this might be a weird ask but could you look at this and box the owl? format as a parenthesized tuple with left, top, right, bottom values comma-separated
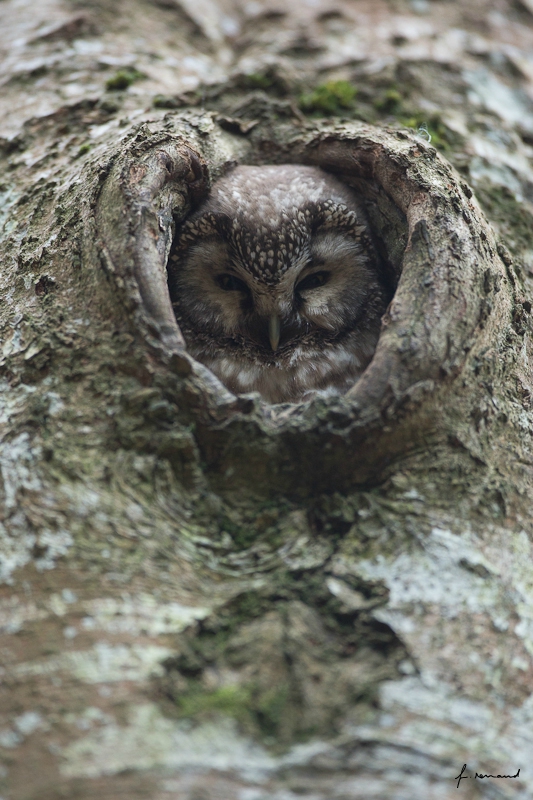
(168, 164, 387, 404)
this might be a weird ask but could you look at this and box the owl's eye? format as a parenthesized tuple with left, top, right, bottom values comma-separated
(296, 271, 331, 293)
(216, 274, 249, 292)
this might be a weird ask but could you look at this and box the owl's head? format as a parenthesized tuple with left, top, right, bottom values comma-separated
(170, 165, 384, 360)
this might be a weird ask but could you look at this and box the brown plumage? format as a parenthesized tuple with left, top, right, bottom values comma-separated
(168, 164, 387, 404)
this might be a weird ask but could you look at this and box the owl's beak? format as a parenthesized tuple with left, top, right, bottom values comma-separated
(269, 313, 281, 351)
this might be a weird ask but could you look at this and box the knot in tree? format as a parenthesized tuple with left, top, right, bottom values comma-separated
(96, 115, 519, 499)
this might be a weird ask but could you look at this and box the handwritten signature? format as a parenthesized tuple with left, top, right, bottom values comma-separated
(455, 764, 521, 789)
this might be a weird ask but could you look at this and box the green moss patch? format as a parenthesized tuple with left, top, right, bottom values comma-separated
(172, 680, 293, 743)
(299, 80, 357, 115)
(176, 684, 253, 721)
(397, 112, 451, 150)
(242, 73, 277, 91)
(76, 142, 91, 157)
(373, 87, 404, 115)
(105, 68, 144, 91)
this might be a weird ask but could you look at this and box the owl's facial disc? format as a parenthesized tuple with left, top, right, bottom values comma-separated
(169, 164, 388, 401)
(173, 203, 379, 359)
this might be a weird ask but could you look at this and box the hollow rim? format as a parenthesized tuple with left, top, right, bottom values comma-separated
(96, 116, 511, 444)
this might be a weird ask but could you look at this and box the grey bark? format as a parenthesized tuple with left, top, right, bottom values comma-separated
(1, 1, 533, 798)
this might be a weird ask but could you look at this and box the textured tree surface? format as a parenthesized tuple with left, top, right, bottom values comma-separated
(2, 1, 533, 798)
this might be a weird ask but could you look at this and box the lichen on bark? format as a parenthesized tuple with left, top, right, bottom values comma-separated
(2, 1, 533, 798)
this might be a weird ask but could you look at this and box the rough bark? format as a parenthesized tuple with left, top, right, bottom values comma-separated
(1, 1, 533, 798)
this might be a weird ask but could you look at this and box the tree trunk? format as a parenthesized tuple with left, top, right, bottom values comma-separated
(1, 1, 533, 798)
